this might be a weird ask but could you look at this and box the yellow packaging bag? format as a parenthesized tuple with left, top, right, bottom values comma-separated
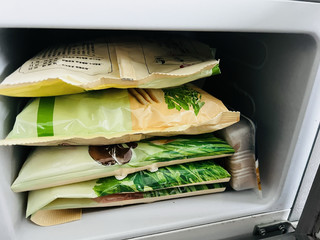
(1, 84, 240, 146)
(0, 38, 220, 97)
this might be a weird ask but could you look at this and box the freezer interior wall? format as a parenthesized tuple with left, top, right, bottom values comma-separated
(0, 29, 317, 240)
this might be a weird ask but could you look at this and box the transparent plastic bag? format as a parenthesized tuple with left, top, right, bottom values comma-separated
(217, 115, 261, 192)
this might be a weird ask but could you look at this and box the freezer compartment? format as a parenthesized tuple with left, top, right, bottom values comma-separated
(0, 29, 318, 240)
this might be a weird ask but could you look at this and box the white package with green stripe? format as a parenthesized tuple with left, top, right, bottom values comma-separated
(11, 134, 235, 192)
(0, 38, 220, 97)
(1, 84, 240, 146)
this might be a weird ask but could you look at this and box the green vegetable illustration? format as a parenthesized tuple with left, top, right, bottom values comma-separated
(93, 160, 230, 197)
(143, 183, 224, 198)
(142, 134, 235, 163)
(163, 85, 205, 116)
(89, 134, 235, 168)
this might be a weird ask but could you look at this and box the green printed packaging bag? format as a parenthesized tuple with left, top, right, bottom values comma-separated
(27, 160, 230, 217)
(2, 84, 240, 146)
(27, 183, 226, 222)
(11, 134, 235, 192)
(0, 38, 220, 97)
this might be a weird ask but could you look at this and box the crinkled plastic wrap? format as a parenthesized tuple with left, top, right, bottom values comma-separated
(2, 84, 240, 146)
(217, 115, 261, 191)
(12, 134, 234, 192)
(0, 38, 220, 97)
(27, 160, 229, 217)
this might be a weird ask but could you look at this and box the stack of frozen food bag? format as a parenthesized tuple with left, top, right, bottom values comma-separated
(0, 37, 242, 225)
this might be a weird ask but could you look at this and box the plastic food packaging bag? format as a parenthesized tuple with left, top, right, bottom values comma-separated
(0, 38, 220, 97)
(217, 115, 261, 191)
(2, 84, 240, 146)
(30, 184, 225, 226)
(27, 160, 229, 217)
(11, 134, 234, 192)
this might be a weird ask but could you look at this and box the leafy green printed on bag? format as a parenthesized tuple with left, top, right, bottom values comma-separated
(89, 134, 235, 167)
(142, 134, 234, 163)
(93, 183, 225, 203)
(142, 183, 224, 198)
(93, 160, 230, 197)
(3, 84, 240, 146)
(163, 85, 205, 116)
(11, 134, 234, 193)
(28, 183, 226, 217)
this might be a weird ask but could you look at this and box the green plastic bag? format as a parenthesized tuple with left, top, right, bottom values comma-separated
(30, 184, 225, 226)
(12, 134, 234, 192)
(2, 84, 240, 146)
(27, 160, 229, 217)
